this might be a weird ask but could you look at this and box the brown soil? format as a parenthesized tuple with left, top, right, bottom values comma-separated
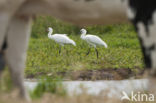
(27, 68, 145, 80)
(69, 68, 144, 80)
(0, 91, 127, 103)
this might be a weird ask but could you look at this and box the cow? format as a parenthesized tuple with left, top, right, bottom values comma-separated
(0, 0, 156, 101)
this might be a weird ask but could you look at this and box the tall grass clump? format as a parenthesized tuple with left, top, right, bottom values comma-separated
(30, 76, 66, 98)
(0, 69, 13, 92)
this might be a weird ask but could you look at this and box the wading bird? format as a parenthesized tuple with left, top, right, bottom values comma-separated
(80, 28, 108, 58)
(48, 27, 76, 54)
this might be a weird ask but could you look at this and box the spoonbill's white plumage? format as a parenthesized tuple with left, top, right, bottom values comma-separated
(80, 28, 108, 58)
(48, 27, 76, 54)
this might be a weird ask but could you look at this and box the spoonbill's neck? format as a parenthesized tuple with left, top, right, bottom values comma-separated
(81, 32, 86, 39)
(48, 29, 53, 38)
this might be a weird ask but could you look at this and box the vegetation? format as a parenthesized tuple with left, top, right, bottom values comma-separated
(25, 16, 144, 78)
(0, 16, 147, 103)
(30, 76, 66, 98)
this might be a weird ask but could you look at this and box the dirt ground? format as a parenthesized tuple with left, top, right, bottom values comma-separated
(69, 68, 144, 80)
(27, 68, 145, 80)
(0, 90, 147, 103)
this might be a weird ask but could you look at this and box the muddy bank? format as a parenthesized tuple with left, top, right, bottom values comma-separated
(70, 68, 145, 80)
(26, 68, 145, 80)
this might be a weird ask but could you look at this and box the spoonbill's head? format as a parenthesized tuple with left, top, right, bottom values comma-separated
(80, 28, 87, 34)
(47, 27, 53, 32)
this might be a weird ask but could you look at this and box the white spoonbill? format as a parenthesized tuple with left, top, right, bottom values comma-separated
(48, 27, 76, 54)
(80, 28, 108, 58)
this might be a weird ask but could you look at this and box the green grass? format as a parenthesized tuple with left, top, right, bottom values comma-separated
(30, 76, 66, 98)
(0, 16, 149, 102)
(25, 16, 144, 78)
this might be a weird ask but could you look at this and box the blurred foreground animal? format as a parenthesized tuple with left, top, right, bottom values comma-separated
(0, 0, 156, 101)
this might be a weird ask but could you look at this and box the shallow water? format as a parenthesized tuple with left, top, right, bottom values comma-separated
(24, 79, 148, 98)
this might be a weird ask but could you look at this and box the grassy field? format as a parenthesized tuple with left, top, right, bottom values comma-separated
(0, 16, 150, 103)
(25, 16, 144, 78)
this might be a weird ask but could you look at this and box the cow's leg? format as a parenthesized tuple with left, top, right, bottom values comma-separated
(0, 0, 26, 77)
(5, 15, 32, 100)
(127, 0, 156, 95)
(135, 12, 156, 75)
(135, 12, 156, 95)
(0, 13, 12, 76)
(128, 0, 156, 73)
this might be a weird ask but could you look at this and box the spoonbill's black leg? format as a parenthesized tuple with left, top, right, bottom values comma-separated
(86, 48, 90, 55)
(59, 46, 61, 55)
(95, 48, 99, 59)
(66, 47, 69, 56)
